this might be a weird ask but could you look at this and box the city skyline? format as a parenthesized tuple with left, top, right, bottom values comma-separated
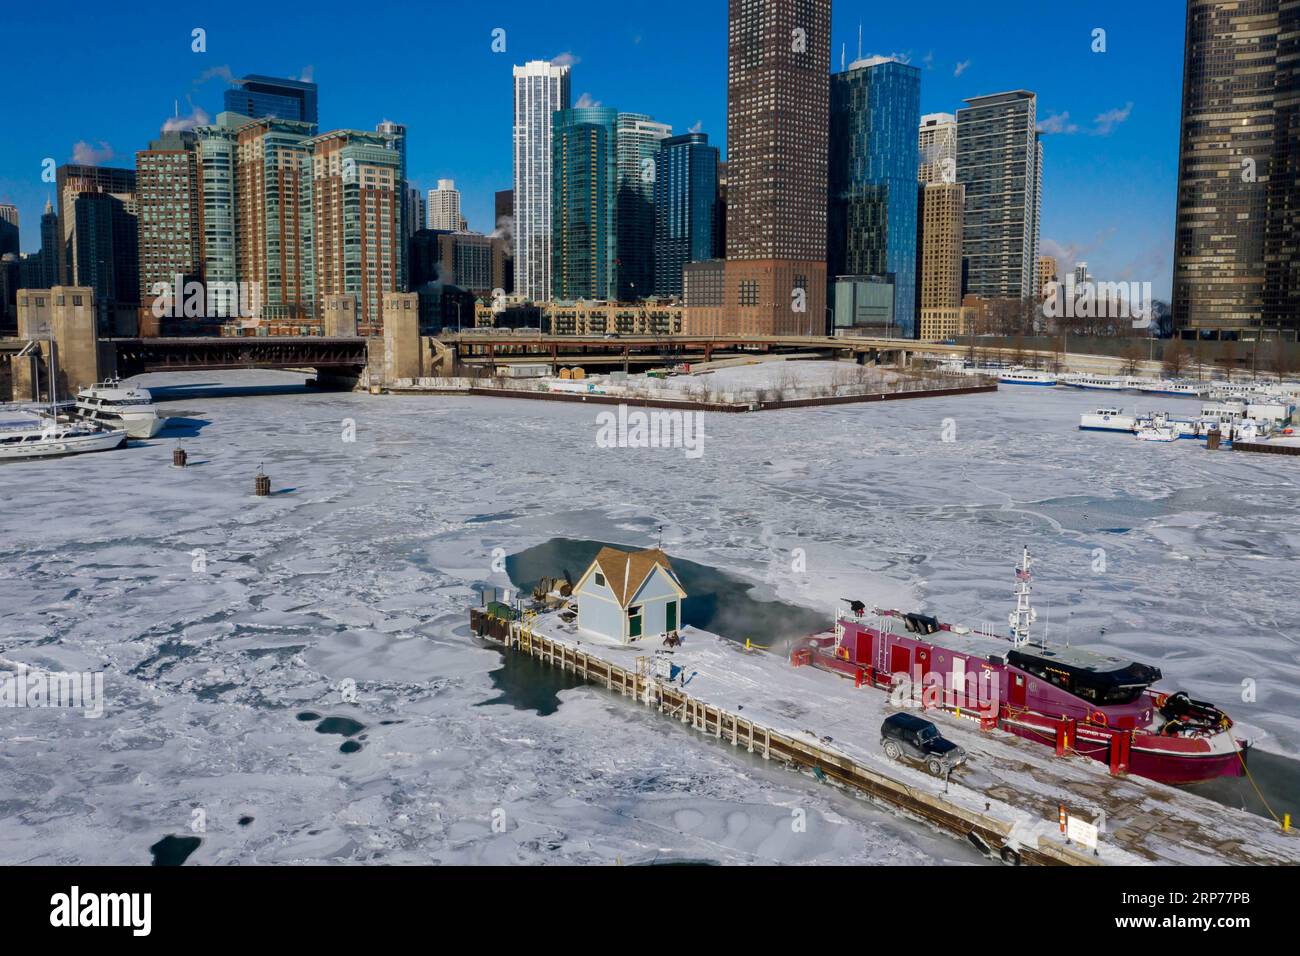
(1, 1, 1182, 298)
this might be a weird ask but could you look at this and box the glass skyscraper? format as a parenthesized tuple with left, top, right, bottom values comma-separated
(614, 113, 671, 300)
(552, 107, 618, 300)
(828, 56, 922, 336)
(653, 133, 718, 297)
(224, 75, 318, 125)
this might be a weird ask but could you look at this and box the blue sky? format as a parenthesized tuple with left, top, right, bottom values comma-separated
(0, 0, 1185, 297)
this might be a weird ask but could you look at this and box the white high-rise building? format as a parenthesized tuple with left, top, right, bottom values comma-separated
(917, 113, 957, 185)
(956, 91, 1041, 299)
(513, 60, 571, 301)
(427, 179, 464, 231)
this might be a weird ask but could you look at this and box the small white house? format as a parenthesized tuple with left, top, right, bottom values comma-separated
(573, 547, 686, 644)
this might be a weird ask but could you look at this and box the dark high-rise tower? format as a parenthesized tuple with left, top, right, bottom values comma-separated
(653, 133, 718, 297)
(224, 74, 319, 124)
(722, 0, 831, 336)
(1174, 0, 1300, 338)
(55, 164, 139, 332)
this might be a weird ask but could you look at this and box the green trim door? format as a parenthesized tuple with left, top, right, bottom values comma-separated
(629, 607, 643, 638)
(666, 601, 678, 631)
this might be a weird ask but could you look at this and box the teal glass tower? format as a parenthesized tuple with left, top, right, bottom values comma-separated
(552, 107, 618, 300)
(827, 57, 921, 336)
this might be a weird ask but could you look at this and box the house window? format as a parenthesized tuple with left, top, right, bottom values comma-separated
(628, 605, 643, 639)
(594, 572, 605, 587)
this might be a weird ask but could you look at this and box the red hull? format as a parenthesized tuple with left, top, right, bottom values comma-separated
(998, 712, 1245, 785)
(801, 650, 1245, 786)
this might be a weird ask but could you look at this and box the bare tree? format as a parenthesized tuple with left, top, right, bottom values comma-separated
(1215, 339, 1240, 383)
(1162, 338, 1189, 378)
(1121, 341, 1144, 377)
(1267, 338, 1296, 383)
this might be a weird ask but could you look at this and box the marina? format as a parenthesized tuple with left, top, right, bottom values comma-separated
(3, 370, 1299, 867)
(467, 566, 1299, 866)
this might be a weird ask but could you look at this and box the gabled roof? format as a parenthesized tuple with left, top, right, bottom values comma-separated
(581, 546, 683, 608)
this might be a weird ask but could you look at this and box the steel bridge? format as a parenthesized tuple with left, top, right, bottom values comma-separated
(109, 336, 370, 377)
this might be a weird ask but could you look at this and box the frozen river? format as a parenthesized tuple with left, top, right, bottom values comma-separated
(1, 367, 1296, 865)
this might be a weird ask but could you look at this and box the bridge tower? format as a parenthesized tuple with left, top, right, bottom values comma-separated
(323, 294, 358, 337)
(11, 287, 112, 401)
(381, 292, 421, 384)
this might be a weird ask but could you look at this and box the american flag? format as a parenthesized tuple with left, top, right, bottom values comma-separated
(1016, 567, 1031, 582)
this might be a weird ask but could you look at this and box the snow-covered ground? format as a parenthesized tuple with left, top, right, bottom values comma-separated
(1, 369, 1296, 865)
(615, 358, 917, 403)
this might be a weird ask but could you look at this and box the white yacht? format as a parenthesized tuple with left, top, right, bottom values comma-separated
(0, 410, 126, 460)
(1079, 406, 1137, 432)
(1135, 379, 1208, 397)
(74, 379, 166, 438)
(998, 367, 1057, 386)
(1060, 373, 1127, 391)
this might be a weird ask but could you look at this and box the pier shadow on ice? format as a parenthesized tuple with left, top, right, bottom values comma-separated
(481, 538, 826, 715)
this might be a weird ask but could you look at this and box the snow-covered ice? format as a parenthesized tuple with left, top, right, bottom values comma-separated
(1, 368, 1296, 865)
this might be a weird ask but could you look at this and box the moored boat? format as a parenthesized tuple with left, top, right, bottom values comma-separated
(1079, 406, 1135, 432)
(791, 549, 1245, 785)
(998, 367, 1057, 386)
(74, 379, 166, 438)
(0, 411, 127, 460)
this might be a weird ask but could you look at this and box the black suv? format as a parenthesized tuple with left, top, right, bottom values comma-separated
(880, 712, 967, 776)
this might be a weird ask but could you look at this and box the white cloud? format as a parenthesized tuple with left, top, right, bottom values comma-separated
(1038, 111, 1079, 135)
(575, 92, 602, 108)
(293, 65, 315, 83)
(71, 141, 114, 165)
(922, 51, 934, 70)
(551, 52, 580, 67)
(194, 64, 238, 87)
(953, 59, 971, 77)
(862, 51, 911, 65)
(1092, 101, 1133, 136)
(163, 100, 211, 132)
(688, 120, 704, 133)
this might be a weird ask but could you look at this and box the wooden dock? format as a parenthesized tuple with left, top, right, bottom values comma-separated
(474, 609, 1098, 865)
(469, 608, 1300, 867)
(1233, 440, 1300, 456)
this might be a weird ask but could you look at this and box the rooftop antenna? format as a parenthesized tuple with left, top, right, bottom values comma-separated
(841, 42, 845, 71)
(656, 524, 664, 549)
(858, 23, 862, 62)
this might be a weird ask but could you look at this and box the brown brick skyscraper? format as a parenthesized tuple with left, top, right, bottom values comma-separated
(723, 0, 830, 336)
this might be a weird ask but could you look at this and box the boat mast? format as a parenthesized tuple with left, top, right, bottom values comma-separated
(1008, 547, 1037, 648)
